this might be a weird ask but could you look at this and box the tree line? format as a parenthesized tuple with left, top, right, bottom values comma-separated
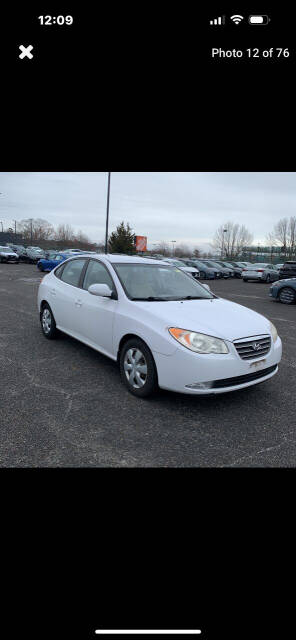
(5, 216, 296, 259)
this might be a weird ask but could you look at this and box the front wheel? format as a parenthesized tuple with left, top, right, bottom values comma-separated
(120, 338, 158, 397)
(40, 304, 58, 339)
(279, 287, 296, 305)
(243, 279, 248, 282)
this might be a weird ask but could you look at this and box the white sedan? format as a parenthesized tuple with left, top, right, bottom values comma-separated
(37, 255, 282, 397)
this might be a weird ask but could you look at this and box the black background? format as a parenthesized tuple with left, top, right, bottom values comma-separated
(1, 2, 296, 638)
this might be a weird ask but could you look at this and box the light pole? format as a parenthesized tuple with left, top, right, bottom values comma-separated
(0, 192, 6, 235)
(171, 240, 176, 256)
(105, 172, 111, 254)
(222, 229, 227, 259)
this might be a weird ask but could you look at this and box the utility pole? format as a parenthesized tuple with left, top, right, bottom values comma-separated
(105, 172, 111, 254)
(13, 220, 17, 238)
(222, 229, 227, 259)
(30, 219, 33, 245)
(0, 221, 3, 233)
(171, 240, 176, 256)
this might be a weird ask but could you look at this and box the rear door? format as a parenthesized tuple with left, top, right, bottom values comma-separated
(49, 258, 88, 331)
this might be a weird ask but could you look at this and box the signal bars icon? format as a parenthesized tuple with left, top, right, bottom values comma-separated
(210, 16, 225, 25)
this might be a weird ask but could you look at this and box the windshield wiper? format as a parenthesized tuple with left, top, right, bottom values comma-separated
(178, 296, 207, 300)
(131, 296, 167, 301)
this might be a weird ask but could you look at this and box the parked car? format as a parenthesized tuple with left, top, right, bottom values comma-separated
(162, 257, 200, 280)
(198, 260, 230, 278)
(23, 248, 46, 264)
(61, 248, 86, 254)
(269, 278, 296, 304)
(37, 253, 71, 272)
(214, 261, 241, 278)
(275, 263, 284, 271)
(242, 263, 279, 283)
(179, 259, 219, 279)
(38, 255, 282, 398)
(230, 261, 252, 270)
(44, 250, 59, 259)
(278, 261, 296, 279)
(7, 244, 27, 257)
(0, 246, 19, 263)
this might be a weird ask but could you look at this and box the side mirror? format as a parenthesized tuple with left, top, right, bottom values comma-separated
(88, 283, 112, 297)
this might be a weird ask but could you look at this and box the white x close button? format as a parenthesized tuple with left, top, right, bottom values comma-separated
(19, 45, 34, 59)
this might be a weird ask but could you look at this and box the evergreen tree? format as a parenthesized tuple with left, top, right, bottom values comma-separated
(108, 221, 136, 254)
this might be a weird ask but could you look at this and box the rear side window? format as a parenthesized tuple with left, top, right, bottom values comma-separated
(60, 259, 87, 287)
(54, 264, 64, 279)
(82, 260, 115, 292)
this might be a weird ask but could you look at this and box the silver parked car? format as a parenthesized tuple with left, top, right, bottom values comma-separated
(0, 246, 19, 263)
(162, 258, 200, 280)
(242, 263, 279, 283)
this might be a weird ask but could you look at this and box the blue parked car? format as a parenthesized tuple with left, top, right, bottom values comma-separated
(269, 278, 296, 304)
(37, 253, 70, 272)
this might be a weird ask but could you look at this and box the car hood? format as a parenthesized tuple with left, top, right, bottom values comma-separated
(133, 297, 271, 342)
(0, 251, 17, 257)
(182, 267, 198, 273)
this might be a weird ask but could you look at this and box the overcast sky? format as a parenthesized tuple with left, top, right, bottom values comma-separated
(0, 172, 295, 250)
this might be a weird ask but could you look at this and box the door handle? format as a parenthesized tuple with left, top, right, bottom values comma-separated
(75, 299, 82, 308)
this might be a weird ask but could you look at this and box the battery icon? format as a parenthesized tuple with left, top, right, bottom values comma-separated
(248, 15, 270, 25)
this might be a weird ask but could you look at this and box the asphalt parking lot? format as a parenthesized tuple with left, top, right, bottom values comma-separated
(0, 263, 295, 467)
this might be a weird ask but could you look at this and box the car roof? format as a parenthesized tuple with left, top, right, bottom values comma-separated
(66, 253, 166, 265)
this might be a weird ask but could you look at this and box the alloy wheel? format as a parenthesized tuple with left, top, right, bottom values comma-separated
(123, 348, 148, 389)
(279, 287, 295, 304)
(42, 308, 52, 334)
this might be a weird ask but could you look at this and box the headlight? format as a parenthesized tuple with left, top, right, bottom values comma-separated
(269, 322, 278, 343)
(169, 328, 229, 354)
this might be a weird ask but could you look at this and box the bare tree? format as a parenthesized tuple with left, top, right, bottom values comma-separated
(18, 218, 54, 243)
(54, 224, 75, 243)
(174, 243, 192, 258)
(212, 222, 253, 259)
(152, 242, 171, 256)
(193, 248, 201, 258)
(268, 217, 296, 258)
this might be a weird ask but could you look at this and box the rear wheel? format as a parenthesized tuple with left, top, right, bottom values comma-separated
(120, 338, 158, 397)
(243, 279, 248, 282)
(40, 303, 58, 339)
(279, 287, 296, 305)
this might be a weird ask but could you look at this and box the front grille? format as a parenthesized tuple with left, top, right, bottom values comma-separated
(212, 365, 277, 389)
(234, 336, 271, 360)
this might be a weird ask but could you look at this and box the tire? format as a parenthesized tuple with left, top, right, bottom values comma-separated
(243, 279, 248, 282)
(266, 275, 271, 283)
(119, 338, 158, 398)
(38, 263, 44, 271)
(279, 287, 296, 305)
(200, 271, 206, 279)
(40, 303, 58, 339)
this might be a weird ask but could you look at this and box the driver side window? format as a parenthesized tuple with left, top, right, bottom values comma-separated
(83, 260, 115, 292)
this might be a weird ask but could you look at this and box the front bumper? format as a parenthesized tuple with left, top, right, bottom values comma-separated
(153, 336, 282, 394)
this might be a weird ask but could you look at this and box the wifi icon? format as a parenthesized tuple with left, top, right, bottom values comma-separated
(230, 14, 244, 24)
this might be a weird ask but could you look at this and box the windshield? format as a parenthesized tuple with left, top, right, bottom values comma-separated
(113, 263, 214, 301)
(165, 259, 188, 267)
(203, 261, 222, 269)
